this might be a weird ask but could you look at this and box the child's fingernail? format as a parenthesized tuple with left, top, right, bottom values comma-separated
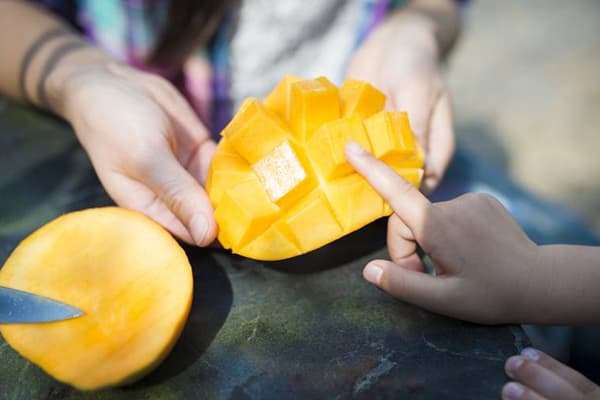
(345, 141, 366, 156)
(505, 356, 524, 376)
(502, 382, 524, 399)
(521, 348, 540, 361)
(363, 263, 383, 285)
(190, 213, 208, 245)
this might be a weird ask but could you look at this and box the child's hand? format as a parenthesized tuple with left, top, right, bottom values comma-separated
(347, 5, 458, 193)
(55, 62, 217, 246)
(345, 141, 539, 324)
(503, 348, 599, 400)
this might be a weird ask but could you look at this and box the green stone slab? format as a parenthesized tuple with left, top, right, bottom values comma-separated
(0, 98, 528, 399)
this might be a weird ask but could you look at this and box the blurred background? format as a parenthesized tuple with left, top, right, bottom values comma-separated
(448, 0, 600, 236)
(447, 0, 600, 381)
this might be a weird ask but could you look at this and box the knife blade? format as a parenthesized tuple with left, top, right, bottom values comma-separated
(0, 286, 83, 324)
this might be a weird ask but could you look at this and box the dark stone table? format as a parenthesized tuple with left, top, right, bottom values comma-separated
(0, 98, 528, 399)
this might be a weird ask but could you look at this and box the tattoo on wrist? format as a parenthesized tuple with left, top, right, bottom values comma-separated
(19, 28, 72, 104)
(37, 40, 88, 110)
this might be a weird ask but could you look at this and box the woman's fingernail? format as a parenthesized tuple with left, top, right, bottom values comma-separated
(521, 348, 540, 362)
(363, 264, 383, 285)
(345, 141, 366, 156)
(502, 382, 524, 399)
(190, 213, 208, 245)
(505, 356, 524, 376)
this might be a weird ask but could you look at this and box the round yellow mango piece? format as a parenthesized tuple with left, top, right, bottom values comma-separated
(0, 207, 193, 390)
(207, 77, 425, 260)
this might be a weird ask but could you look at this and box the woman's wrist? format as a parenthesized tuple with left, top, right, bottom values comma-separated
(387, 0, 461, 61)
(381, 9, 442, 64)
(44, 43, 115, 119)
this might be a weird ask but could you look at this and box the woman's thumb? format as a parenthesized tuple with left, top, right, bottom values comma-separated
(142, 152, 217, 246)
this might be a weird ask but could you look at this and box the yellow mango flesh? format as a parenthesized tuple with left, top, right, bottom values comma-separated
(363, 111, 416, 159)
(222, 98, 291, 164)
(215, 179, 281, 249)
(282, 189, 343, 253)
(206, 152, 254, 205)
(289, 77, 340, 141)
(324, 174, 384, 232)
(0, 207, 193, 390)
(340, 79, 387, 119)
(264, 75, 303, 121)
(208, 76, 425, 260)
(252, 141, 313, 206)
(308, 115, 372, 180)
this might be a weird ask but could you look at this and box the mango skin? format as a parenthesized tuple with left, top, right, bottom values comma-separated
(208, 77, 424, 260)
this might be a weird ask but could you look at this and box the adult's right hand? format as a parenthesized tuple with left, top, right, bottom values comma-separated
(51, 60, 218, 246)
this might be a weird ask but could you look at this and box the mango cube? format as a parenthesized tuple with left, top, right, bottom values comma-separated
(264, 75, 303, 121)
(308, 116, 371, 179)
(326, 174, 383, 231)
(206, 153, 255, 205)
(283, 190, 343, 253)
(217, 136, 241, 156)
(340, 79, 386, 119)
(240, 222, 300, 261)
(289, 78, 340, 140)
(252, 141, 313, 206)
(393, 168, 424, 188)
(385, 142, 425, 170)
(221, 98, 292, 164)
(215, 179, 280, 249)
(363, 111, 416, 160)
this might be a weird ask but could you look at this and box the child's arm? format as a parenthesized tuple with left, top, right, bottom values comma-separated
(0, 1, 217, 246)
(347, 0, 462, 193)
(345, 141, 600, 326)
(533, 244, 600, 324)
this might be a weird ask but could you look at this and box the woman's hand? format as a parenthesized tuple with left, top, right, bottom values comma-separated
(51, 60, 218, 246)
(347, 3, 459, 193)
(502, 348, 599, 400)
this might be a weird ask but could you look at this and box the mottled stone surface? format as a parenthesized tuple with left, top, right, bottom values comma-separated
(0, 99, 527, 399)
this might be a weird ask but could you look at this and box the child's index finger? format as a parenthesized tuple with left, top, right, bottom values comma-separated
(345, 141, 431, 232)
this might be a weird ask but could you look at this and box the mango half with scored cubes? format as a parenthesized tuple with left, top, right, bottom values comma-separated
(207, 77, 424, 260)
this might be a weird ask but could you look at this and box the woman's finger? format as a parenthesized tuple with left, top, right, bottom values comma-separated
(99, 173, 193, 243)
(422, 91, 454, 194)
(186, 138, 217, 185)
(139, 150, 217, 246)
(390, 81, 434, 149)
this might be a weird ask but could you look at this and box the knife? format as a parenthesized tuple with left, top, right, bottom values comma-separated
(0, 286, 83, 324)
